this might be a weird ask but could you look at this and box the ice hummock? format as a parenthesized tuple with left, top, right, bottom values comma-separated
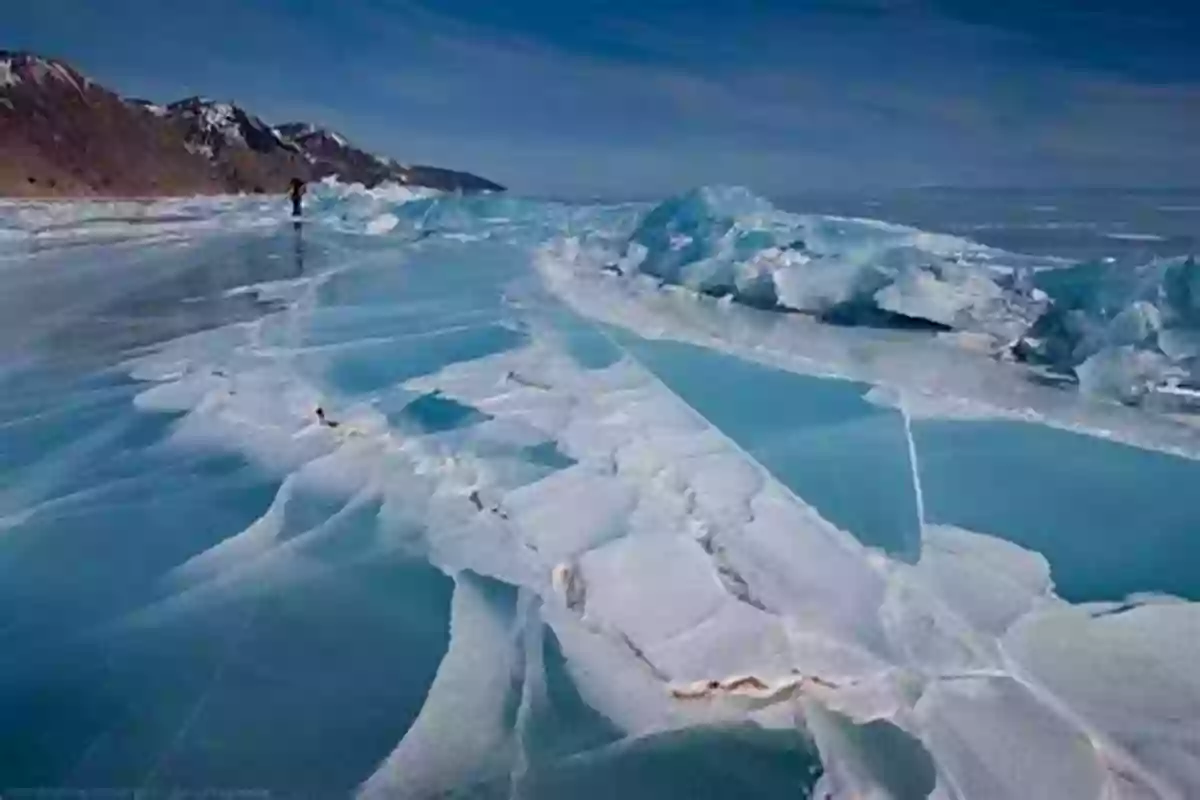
(592, 185, 1200, 414)
(1014, 255, 1200, 407)
(1, 184, 1199, 799)
(618, 186, 1050, 339)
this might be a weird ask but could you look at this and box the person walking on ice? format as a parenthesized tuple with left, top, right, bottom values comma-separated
(288, 177, 306, 217)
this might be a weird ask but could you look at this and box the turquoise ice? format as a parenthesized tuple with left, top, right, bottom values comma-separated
(1, 184, 1198, 799)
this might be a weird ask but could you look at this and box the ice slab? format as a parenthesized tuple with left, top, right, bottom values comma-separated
(359, 572, 522, 798)
(916, 525, 1057, 636)
(1004, 603, 1200, 798)
(914, 676, 1107, 800)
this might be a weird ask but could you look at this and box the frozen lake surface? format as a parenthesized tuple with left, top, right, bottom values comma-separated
(1, 184, 1198, 799)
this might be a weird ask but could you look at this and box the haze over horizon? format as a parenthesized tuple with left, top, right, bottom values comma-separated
(8, 0, 1199, 197)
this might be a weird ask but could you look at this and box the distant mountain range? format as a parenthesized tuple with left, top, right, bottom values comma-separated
(0, 51, 504, 197)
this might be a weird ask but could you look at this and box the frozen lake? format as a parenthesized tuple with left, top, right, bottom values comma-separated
(1, 185, 1198, 799)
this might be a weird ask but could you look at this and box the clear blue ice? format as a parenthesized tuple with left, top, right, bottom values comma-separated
(1, 184, 1198, 799)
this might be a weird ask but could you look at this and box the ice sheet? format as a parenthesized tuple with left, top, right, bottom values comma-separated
(3, 186, 1199, 799)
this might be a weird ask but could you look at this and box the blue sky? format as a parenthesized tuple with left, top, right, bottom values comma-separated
(8, 0, 1199, 197)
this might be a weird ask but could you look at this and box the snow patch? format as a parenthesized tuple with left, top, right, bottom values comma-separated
(0, 55, 84, 93)
(202, 102, 245, 144)
(0, 58, 18, 89)
(184, 141, 215, 159)
(1105, 232, 1168, 242)
(365, 213, 399, 235)
(48, 61, 84, 94)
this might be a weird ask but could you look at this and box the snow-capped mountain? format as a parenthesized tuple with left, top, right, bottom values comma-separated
(0, 50, 504, 197)
(167, 96, 302, 159)
(277, 122, 504, 193)
(0, 52, 218, 196)
(152, 96, 313, 194)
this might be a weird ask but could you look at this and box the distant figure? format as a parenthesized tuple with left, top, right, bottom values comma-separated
(288, 178, 306, 217)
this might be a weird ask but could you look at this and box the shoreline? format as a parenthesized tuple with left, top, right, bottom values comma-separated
(0, 191, 278, 203)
